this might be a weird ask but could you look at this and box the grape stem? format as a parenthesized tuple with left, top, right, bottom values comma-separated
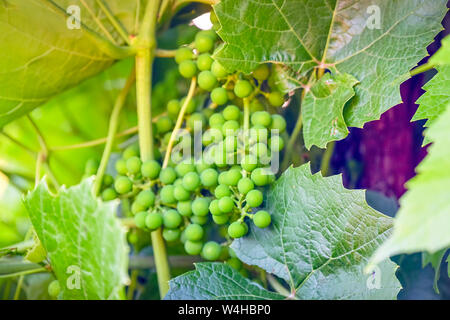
(410, 62, 435, 76)
(267, 274, 290, 298)
(93, 69, 136, 196)
(134, 0, 171, 299)
(162, 77, 197, 168)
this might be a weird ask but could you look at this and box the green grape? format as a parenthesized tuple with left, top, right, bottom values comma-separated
(224, 135, 237, 152)
(200, 168, 218, 187)
(85, 158, 99, 175)
(115, 158, 127, 175)
(177, 200, 192, 217)
(226, 169, 242, 186)
(241, 154, 258, 172)
(234, 80, 253, 98)
(156, 116, 173, 134)
(190, 215, 208, 225)
(180, 96, 197, 114)
(123, 145, 139, 160)
(175, 162, 195, 177)
(160, 167, 177, 184)
(160, 185, 176, 204)
(222, 120, 240, 136)
(187, 112, 206, 129)
(269, 135, 284, 152)
(202, 107, 214, 119)
(209, 113, 225, 127)
(228, 247, 238, 258)
(145, 212, 163, 230)
(131, 201, 146, 215)
(211, 60, 228, 78)
(141, 160, 161, 179)
(268, 91, 285, 107)
(114, 176, 132, 194)
(218, 196, 235, 213)
(237, 177, 254, 195)
(128, 231, 138, 245)
(182, 171, 201, 191)
(184, 240, 203, 255)
(252, 64, 270, 81)
(253, 210, 271, 228)
(198, 70, 218, 91)
(212, 214, 229, 225)
(177, 200, 193, 217)
(173, 185, 190, 201)
(214, 184, 231, 198)
(251, 111, 272, 127)
(246, 189, 263, 207)
(179, 60, 197, 78)
(211, 87, 228, 105)
(175, 47, 194, 64)
(250, 142, 269, 159)
(102, 188, 117, 201)
(163, 228, 181, 242)
(195, 32, 214, 53)
(167, 99, 181, 116)
(251, 168, 269, 186)
(192, 197, 210, 216)
(102, 174, 114, 187)
(222, 105, 240, 121)
(226, 257, 242, 270)
(201, 29, 218, 41)
(252, 126, 268, 142)
(135, 190, 156, 208)
(201, 241, 221, 261)
(197, 53, 214, 71)
(209, 199, 222, 216)
(249, 98, 265, 112)
(195, 161, 212, 173)
(270, 114, 287, 133)
(228, 221, 248, 238)
(218, 171, 228, 185)
(134, 211, 148, 229)
(48, 280, 61, 298)
(126, 156, 142, 175)
(163, 209, 182, 229)
(184, 223, 204, 241)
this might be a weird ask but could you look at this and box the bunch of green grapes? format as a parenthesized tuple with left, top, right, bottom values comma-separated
(86, 28, 288, 263)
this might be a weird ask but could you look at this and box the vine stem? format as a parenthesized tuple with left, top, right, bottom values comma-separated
(281, 112, 302, 171)
(135, 0, 171, 299)
(320, 141, 335, 176)
(162, 77, 197, 168)
(93, 69, 136, 196)
(410, 62, 435, 77)
(267, 274, 290, 297)
(13, 275, 24, 300)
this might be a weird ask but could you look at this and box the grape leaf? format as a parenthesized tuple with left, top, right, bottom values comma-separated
(165, 263, 284, 300)
(302, 73, 358, 149)
(422, 249, 447, 294)
(24, 178, 129, 300)
(429, 35, 450, 66)
(413, 66, 450, 145)
(214, 0, 447, 128)
(369, 104, 450, 270)
(231, 163, 401, 299)
(0, 0, 142, 127)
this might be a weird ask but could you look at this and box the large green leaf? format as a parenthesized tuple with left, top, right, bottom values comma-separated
(231, 164, 401, 299)
(214, 0, 447, 128)
(24, 178, 129, 300)
(369, 104, 450, 269)
(302, 73, 358, 149)
(0, 0, 142, 127)
(413, 66, 450, 145)
(165, 263, 284, 300)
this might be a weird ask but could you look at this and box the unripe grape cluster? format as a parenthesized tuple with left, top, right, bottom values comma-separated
(85, 29, 288, 261)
